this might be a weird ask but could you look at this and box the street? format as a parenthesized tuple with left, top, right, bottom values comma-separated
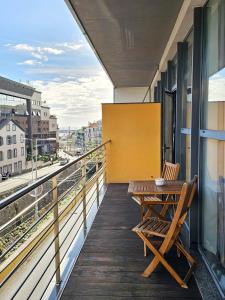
(0, 150, 77, 196)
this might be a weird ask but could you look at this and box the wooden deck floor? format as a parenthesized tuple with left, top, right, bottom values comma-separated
(61, 184, 202, 300)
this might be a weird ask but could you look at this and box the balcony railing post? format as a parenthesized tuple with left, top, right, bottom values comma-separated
(82, 158, 87, 234)
(103, 145, 107, 184)
(52, 176, 61, 285)
(96, 150, 99, 207)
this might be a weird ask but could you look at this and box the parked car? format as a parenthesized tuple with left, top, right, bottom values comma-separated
(59, 158, 69, 166)
(2, 171, 11, 180)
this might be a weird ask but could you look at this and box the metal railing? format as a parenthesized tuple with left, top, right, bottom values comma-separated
(0, 140, 110, 300)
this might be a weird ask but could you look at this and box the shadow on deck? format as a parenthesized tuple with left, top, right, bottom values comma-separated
(61, 184, 202, 300)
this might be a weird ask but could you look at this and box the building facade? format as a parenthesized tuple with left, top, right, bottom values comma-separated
(0, 76, 59, 158)
(84, 120, 102, 148)
(0, 119, 25, 175)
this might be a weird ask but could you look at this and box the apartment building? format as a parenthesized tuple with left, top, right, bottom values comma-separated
(84, 120, 102, 148)
(49, 115, 59, 153)
(0, 76, 59, 157)
(31, 90, 59, 154)
(0, 119, 25, 175)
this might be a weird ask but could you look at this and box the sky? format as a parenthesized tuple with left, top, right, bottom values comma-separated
(0, 0, 113, 129)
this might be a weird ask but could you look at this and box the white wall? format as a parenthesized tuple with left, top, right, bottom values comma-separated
(49, 117, 57, 132)
(41, 106, 50, 121)
(114, 87, 150, 103)
(0, 121, 26, 174)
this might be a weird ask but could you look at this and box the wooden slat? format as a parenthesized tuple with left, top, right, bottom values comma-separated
(128, 180, 184, 195)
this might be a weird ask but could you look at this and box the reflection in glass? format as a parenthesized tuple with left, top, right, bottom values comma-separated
(0, 93, 27, 117)
(185, 135, 191, 180)
(185, 31, 193, 129)
(202, 139, 225, 292)
(202, 0, 225, 130)
(205, 68, 225, 130)
(170, 55, 177, 89)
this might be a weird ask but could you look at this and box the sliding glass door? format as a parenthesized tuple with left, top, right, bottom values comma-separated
(200, 0, 225, 294)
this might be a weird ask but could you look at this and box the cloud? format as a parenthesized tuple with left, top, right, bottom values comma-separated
(14, 43, 35, 52)
(6, 43, 65, 64)
(18, 59, 41, 65)
(61, 42, 83, 51)
(31, 72, 113, 128)
(40, 47, 64, 55)
(25, 64, 103, 79)
(6, 42, 85, 63)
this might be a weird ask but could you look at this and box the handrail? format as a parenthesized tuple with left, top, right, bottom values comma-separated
(0, 140, 109, 300)
(0, 140, 110, 210)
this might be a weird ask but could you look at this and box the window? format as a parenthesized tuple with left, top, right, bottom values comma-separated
(18, 161, 22, 173)
(185, 31, 193, 129)
(14, 162, 17, 173)
(6, 124, 10, 131)
(3, 165, 7, 173)
(6, 135, 11, 145)
(0, 151, 3, 161)
(12, 124, 16, 131)
(170, 55, 177, 89)
(13, 149, 17, 158)
(7, 149, 12, 159)
(21, 147, 24, 156)
(180, 29, 193, 180)
(13, 135, 16, 144)
(8, 164, 12, 173)
(20, 134, 24, 143)
(0, 136, 3, 146)
(201, 0, 225, 295)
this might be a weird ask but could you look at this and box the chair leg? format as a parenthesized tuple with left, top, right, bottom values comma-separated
(175, 241, 196, 265)
(144, 243, 147, 256)
(137, 232, 188, 288)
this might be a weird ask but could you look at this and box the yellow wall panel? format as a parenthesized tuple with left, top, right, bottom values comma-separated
(102, 103, 161, 183)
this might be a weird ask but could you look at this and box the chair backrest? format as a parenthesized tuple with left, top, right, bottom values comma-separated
(162, 161, 180, 180)
(164, 176, 198, 249)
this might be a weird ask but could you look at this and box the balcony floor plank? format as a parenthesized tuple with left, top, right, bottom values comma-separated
(61, 184, 202, 300)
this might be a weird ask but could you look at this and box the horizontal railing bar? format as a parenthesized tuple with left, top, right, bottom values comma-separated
(57, 160, 105, 201)
(0, 159, 105, 233)
(0, 201, 58, 262)
(57, 151, 105, 188)
(0, 207, 34, 236)
(0, 167, 105, 285)
(39, 180, 106, 300)
(0, 165, 105, 262)
(11, 179, 101, 297)
(51, 160, 105, 206)
(0, 169, 91, 262)
(0, 187, 55, 233)
(0, 141, 110, 210)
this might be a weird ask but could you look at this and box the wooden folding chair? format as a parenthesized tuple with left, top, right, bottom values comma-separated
(132, 176, 198, 288)
(132, 161, 180, 219)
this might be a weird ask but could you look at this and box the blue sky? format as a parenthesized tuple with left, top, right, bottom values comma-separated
(0, 0, 113, 128)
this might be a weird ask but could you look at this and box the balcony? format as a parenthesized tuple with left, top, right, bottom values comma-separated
(0, 138, 202, 299)
(61, 183, 201, 300)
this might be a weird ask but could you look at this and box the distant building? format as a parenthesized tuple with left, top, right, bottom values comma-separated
(49, 115, 59, 153)
(84, 120, 102, 148)
(0, 119, 25, 175)
(72, 127, 85, 153)
(31, 94, 59, 155)
(0, 76, 59, 158)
